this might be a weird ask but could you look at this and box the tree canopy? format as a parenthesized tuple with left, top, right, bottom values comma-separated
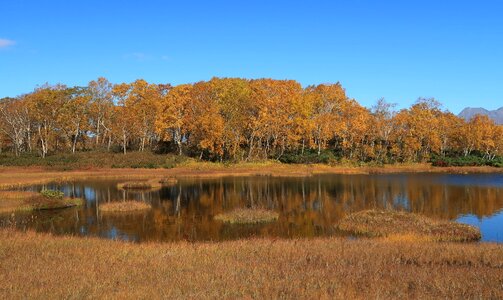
(0, 77, 501, 164)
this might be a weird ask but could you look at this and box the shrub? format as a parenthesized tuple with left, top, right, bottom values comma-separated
(162, 154, 187, 169)
(279, 149, 337, 164)
(40, 190, 64, 199)
(430, 154, 502, 168)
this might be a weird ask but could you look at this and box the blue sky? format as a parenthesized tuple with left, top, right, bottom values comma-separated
(1, 0, 502, 113)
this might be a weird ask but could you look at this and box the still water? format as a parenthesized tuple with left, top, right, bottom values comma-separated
(1, 173, 502, 243)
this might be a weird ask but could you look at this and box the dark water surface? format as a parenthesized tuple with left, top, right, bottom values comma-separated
(1, 173, 502, 243)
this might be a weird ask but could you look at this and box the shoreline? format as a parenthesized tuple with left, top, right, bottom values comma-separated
(0, 163, 501, 189)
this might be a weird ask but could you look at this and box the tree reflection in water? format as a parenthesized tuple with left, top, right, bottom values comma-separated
(2, 173, 502, 242)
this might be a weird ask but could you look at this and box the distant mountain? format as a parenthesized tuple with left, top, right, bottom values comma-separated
(458, 107, 503, 125)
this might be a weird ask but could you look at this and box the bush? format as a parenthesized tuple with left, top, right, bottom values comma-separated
(279, 149, 337, 164)
(430, 154, 502, 168)
(487, 157, 503, 168)
(40, 190, 64, 199)
(162, 154, 187, 169)
(0, 151, 178, 169)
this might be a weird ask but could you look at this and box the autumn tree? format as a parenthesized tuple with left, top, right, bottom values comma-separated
(0, 97, 32, 156)
(25, 84, 69, 157)
(340, 100, 373, 160)
(155, 84, 191, 155)
(304, 83, 346, 156)
(208, 77, 252, 160)
(370, 98, 397, 162)
(187, 81, 225, 159)
(88, 77, 114, 148)
(392, 98, 444, 162)
(459, 115, 499, 159)
(58, 87, 90, 153)
(111, 83, 137, 154)
(249, 79, 303, 159)
(129, 80, 160, 151)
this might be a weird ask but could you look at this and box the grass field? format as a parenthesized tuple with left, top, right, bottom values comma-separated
(0, 229, 502, 299)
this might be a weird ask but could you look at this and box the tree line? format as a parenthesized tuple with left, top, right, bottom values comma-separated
(0, 77, 501, 163)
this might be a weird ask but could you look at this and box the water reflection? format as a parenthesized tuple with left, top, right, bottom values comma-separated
(1, 173, 502, 243)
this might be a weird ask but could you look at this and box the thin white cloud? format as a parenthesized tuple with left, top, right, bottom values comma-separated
(0, 38, 15, 48)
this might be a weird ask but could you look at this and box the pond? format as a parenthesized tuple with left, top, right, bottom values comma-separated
(1, 173, 502, 243)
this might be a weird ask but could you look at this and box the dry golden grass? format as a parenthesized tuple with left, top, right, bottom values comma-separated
(117, 179, 162, 191)
(27, 196, 83, 211)
(0, 190, 82, 213)
(0, 164, 501, 190)
(214, 208, 279, 224)
(0, 229, 502, 299)
(0, 190, 39, 200)
(338, 210, 481, 242)
(116, 177, 178, 191)
(99, 201, 151, 213)
(0, 191, 38, 213)
(158, 177, 178, 185)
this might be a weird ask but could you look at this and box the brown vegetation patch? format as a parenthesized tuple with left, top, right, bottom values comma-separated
(0, 229, 502, 298)
(117, 179, 162, 191)
(215, 208, 279, 224)
(99, 201, 151, 213)
(0, 190, 82, 213)
(338, 210, 481, 242)
(29, 197, 83, 211)
(0, 191, 39, 213)
(158, 177, 178, 186)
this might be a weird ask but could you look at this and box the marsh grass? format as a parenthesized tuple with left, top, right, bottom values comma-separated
(158, 177, 178, 185)
(338, 210, 481, 242)
(29, 196, 83, 210)
(0, 190, 39, 199)
(117, 179, 162, 191)
(117, 177, 178, 192)
(0, 191, 39, 213)
(215, 208, 279, 224)
(0, 229, 502, 298)
(0, 190, 82, 213)
(99, 201, 151, 213)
